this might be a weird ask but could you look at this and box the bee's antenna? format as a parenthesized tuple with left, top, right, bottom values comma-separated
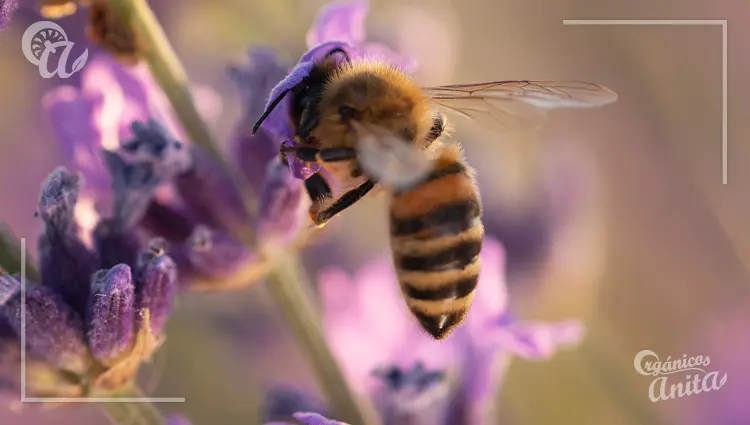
(252, 89, 291, 135)
(324, 47, 351, 64)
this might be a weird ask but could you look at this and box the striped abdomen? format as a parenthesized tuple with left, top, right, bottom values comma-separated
(389, 144, 483, 340)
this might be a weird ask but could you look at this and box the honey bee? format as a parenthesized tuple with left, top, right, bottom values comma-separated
(253, 48, 617, 339)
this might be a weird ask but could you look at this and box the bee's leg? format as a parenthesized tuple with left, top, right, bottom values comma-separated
(424, 113, 447, 147)
(281, 145, 357, 163)
(304, 172, 334, 225)
(312, 180, 376, 226)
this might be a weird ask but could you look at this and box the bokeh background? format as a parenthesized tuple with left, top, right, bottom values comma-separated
(1, 0, 748, 424)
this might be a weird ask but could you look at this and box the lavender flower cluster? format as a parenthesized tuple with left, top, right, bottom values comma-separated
(1, 167, 177, 400)
(0, 1, 587, 424)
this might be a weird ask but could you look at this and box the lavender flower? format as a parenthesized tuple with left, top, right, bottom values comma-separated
(255, 0, 414, 179)
(0, 167, 180, 402)
(1, 274, 90, 374)
(42, 52, 292, 290)
(0, 0, 17, 31)
(43, 55, 188, 200)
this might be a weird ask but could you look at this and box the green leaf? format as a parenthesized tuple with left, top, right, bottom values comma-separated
(0, 221, 40, 282)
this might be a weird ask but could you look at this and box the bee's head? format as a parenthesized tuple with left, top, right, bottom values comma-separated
(315, 61, 433, 149)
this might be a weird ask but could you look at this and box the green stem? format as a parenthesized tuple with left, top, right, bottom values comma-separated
(110, 1, 375, 423)
(267, 252, 376, 425)
(98, 385, 167, 425)
(0, 222, 40, 282)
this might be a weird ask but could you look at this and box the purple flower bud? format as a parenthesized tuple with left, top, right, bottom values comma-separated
(0, 0, 18, 31)
(122, 119, 192, 177)
(36, 168, 98, 314)
(182, 225, 257, 281)
(105, 118, 191, 228)
(93, 218, 142, 269)
(86, 265, 135, 366)
(256, 157, 307, 249)
(37, 167, 81, 236)
(0, 274, 90, 374)
(174, 146, 248, 233)
(134, 240, 178, 335)
(104, 150, 163, 228)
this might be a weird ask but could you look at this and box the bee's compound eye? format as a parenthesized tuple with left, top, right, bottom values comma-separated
(338, 105, 358, 121)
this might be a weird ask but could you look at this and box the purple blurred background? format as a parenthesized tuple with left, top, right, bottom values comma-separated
(1, 0, 748, 424)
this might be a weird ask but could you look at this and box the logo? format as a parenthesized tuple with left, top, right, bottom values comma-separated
(21, 21, 88, 79)
(634, 349, 728, 402)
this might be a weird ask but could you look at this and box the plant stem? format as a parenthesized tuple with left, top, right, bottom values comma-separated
(267, 251, 376, 425)
(0, 222, 40, 282)
(111, 1, 375, 423)
(99, 385, 167, 425)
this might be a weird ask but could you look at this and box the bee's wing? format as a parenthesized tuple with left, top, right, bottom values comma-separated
(424, 80, 618, 131)
(353, 124, 434, 191)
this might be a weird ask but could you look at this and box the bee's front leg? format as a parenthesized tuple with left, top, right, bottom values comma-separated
(280, 144, 358, 163)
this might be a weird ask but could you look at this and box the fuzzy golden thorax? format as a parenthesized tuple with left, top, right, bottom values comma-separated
(313, 61, 433, 150)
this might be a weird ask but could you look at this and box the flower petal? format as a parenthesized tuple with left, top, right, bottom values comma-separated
(361, 42, 416, 70)
(465, 239, 509, 329)
(494, 319, 585, 360)
(258, 60, 315, 140)
(42, 87, 111, 196)
(228, 47, 289, 126)
(305, 0, 369, 47)
(293, 412, 349, 425)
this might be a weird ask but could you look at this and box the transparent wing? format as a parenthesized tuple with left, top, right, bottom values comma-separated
(353, 124, 434, 191)
(424, 80, 618, 131)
